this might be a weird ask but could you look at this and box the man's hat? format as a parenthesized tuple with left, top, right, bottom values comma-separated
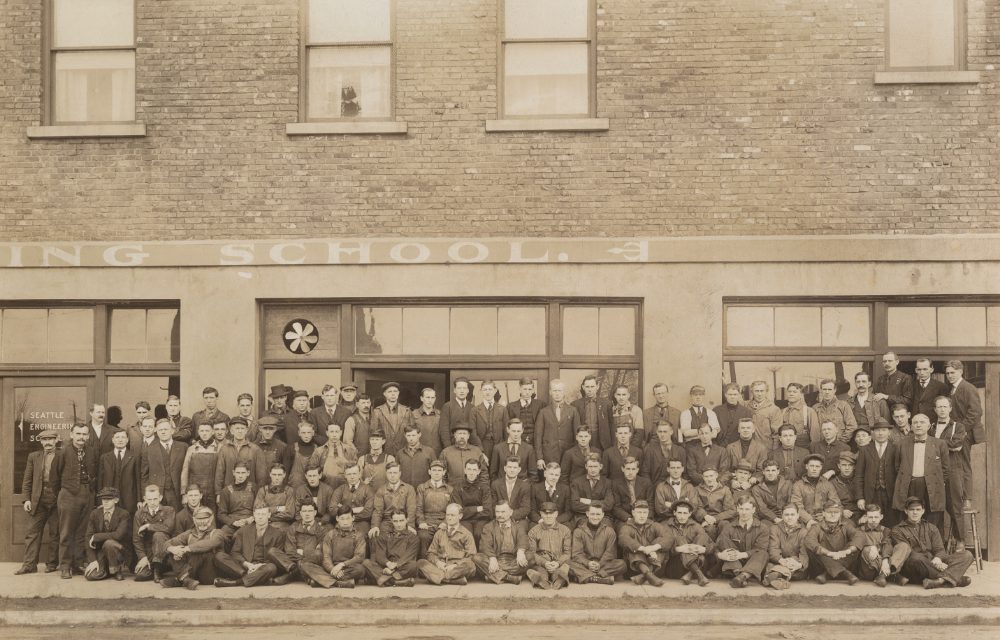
(369, 429, 386, 440)
(804, 453, 825, 465)
(823, 499, 842, 511)
(97, 487, 119, 500)
(291, 389, 309, 400)
(904, 496, 924, 509)
(872, 418, 891, 430)
(838, 451, 857, 464)
(193, 506, 214, 520)
(672, 499, 695, 513)
(258, 416, 281, 429)
(451, 422, 472, 433)
(341, 382, 358, 391)
(429, 459, 445, 470)
(854, 425, 871, 435)
(268, 384, 291, 399)
(38, 429, 60, 440)
(229, 416, 249, 427)
(632, 499, 650, 510)
(734, 459, 753, 473)
(539, 501, 558, 513)
(381, 381, 400, 392)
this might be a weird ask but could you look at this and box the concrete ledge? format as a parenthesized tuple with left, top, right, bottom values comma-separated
(27, 124, 147, 139)
(286, 121, 408, 135)
(3, 607, 999, 628)
(485, 118, 609, 132)
(874, 70, 981, 85)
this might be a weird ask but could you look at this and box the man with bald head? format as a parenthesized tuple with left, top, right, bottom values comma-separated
(893, 413, 949, 537)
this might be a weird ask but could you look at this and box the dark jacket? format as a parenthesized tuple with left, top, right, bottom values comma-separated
(536, 403, 581, 467)
(571, 396, 614, 450)
(853, 440, 900, 504)
(893, 434, 949, 512)
(99, 449, 140, 513)
(231, 523, 285, 565)
(491, 477, 531, 522)
(140, 440, 188, 495)
(529, 481, 572, 524)
(52, 443, 99, 496)
(22, 449, 56, 511)
(911, 378, 949, 420)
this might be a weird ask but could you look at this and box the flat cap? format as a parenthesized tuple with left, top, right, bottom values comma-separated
(341, 382, 358, 391)
(381, 381, 401, 392)
(258, 416, 281, 429)
(735, 459, 753, 473)
(539, 501, 558, 513)
(38, 429, 60, 440)
(803, 453, 826, 466)
(193, 506, 214, 520)
(291, 389, 309, 400)
(429, 459, 445, 469)
(96, 487, 119, 500)
(632, 499, 651, 510)
(838, 451, 857, 464)
(904, 496, 924, 509)
(689, 385, 706, 395)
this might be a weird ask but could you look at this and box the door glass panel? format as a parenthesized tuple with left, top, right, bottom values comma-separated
(13, 385, 89, 493)
(723, 361, 866, 407)
(559, 368, 639, 404)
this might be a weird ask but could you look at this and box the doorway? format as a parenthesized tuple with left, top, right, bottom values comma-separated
(1, 377, 94, 561)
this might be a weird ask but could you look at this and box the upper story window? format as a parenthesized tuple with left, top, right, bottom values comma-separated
(886, 0, 965, 70)
(305, 0, 393, 121)
(501, 0, 594, 118)
(48, 0, 136, 124)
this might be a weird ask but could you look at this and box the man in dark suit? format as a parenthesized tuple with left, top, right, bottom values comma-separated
(83, 487, 131, 581)
(438, 377, 477, 451)
(910, 358, 948, 419)
(569, 454, 616, 529)
(490, 419, 536, 482)
(491, 457, 532, 532)
(52, 423, 100, 578)
(310, 384, 352, 445)
(893, 414, 949, 536)
(213, 505, 287, 587)
(87, 403, 116, 458)
(945, 360, 983, 511)
(282, 390, 318, 445)
(602, 423, 643, 483)
(874, 352, 915, 413)
(773, 424, 810, 483)
(99, 429, 140, 516)
(610, 456, 653, 528)
(685, 423, 728, 486)
(472, 381, 507, 463)
(640, 420, 683, 486)
(571, 375, 613, 450)
(536, 379, 581, 474)
(15, 429, 61, 575)
(128, 415, 158, 458)
(931, 396, 968, 544)
(530, 463, 572, 525)
(506, 378, 545, 447)
(853, 419, 900, 527)
(141, 418, 189, 509)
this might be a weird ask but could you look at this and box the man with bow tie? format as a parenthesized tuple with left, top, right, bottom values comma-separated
(892, 414, 949, 537)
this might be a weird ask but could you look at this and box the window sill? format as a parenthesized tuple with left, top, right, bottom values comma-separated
(485, 118, 610, 133)
(26, 124, 147, 139)
(873, 70, 980, 85)
(286, 121, 408, 135)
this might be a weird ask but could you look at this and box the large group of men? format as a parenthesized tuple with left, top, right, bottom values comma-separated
(17, 353, 981, 591)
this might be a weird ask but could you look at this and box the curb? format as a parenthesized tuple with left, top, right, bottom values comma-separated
(3, 607, 1000, 627)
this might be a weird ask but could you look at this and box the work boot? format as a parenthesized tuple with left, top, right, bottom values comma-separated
(770, 577, 790, 591)
(693, 568, 710, 587)
(645, 572, 664, 587)
(814, 572, 827, 585)
(375, 575, 391, 587)
(957, 576, 972, 588)
(588, 576, 615, 585)
(895, 574, 909, 587)
(14, 566, 36, 575)
(844, 572, 859, 586)
(213, 577, 242, 588)
(271, 573, 291, 586)
(874, 574, 888, 588)
(334, 579, 355, 588)
(394, 578, 415, 587)
(729, 573, 749, 589)
(44, 564, 59, 573)
(183, 578, 199, 591)
(159, 577, 182, 588)
(630, 574, 645, 586)
(923, 578, 946, 589)
(60, 566, 72, 580)
(504, 574, 522, 585)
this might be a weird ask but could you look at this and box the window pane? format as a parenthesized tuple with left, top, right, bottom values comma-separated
(107, 375, 179, 427)
(498, 306, 547, 355)
(598, 307, 636, 355)
(888, 0, 957, 68)
(263, 369, 341, 412)
(774, 306, 821, 347)
(402, 308, 449, 354)
(47, 308, 94, 363)
(822, 306, 870, 347)
(110, 309, 146, 362)
(504, 43, 588, 116)
(562, 307, 598, 355)
(505, 0, 588, 39)
(2, 310, 48, 363)
(308, 46, 390, 119)
(53, 0, 134, 47)
(309, 0, 390, 43)
(355, 306, 402, 354)
(147, 308, 180, 363)
(987, 307, 1000, 347)
(723, 361, 866, 406)
(938, 306, 986, 347)
(450, 307, 498, 355)
(726, 307, 774, 347)
(559, 368, 639, 405)
(262, 305, 340, 360)
(887, 306, 937, 347)
(53, 51, 135, 123)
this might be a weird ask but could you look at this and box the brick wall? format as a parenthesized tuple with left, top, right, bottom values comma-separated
(1, 0, 997, 240)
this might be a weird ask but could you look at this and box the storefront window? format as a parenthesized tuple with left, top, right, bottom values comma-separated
(727, 304, 870, 348)
(107, 375, 180, 426)
(562, 306, 636, 356)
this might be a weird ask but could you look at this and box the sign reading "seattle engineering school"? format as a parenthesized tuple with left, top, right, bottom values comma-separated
(0, 239, 650, 267)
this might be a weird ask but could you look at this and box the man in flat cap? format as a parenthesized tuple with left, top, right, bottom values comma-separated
(416, 459, 453, 557)
(339, 382, 359, 413)
(216, 417, 267, 496)
(474, 501, 530, 584)
(83, 487, 130, 581)
(161, 506, 226, 590)
(283, 390, 318, 446)
(15, 429, 61, 575)
(418, 503, 477, 585)
(254, 416, 287, 472)
(527, 501, 572, 589)
(679, 385, 721, 443)
(316, 505, 367, 588)
(364, 509, 419, 587)
(891, 496, 973, 589)
(371, 382, 411, 455)
(830, 450, 860, 522)
(804, 499, 865, 584)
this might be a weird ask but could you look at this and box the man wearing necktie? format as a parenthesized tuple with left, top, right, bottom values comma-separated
(892, 414, 949, 537)
(83, 487, 131, 581)
(417, 503, 477, 585)
(474, 501, 531, 584)
(473, 380, 507, 462)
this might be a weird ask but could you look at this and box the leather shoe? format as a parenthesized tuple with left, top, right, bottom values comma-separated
(394, 578, 414, 587)
(334, 579, 355, 588)
(957, 576, 972, 588)
(115, 572, 125, 581)
(645, 573, 665, 587)
(503, 574, 522, 585)
(896, 574, 909, 586)
(271, 573, 291, 586)
(923, 578, 946, 589)
(588, 576, 615, 585)
(814, 573, 827, 585)
(630, 574, 646, 585)
(183, 578, 199, 590)
(60, 567, 72, 580)
(160, 577, 182, 588)
(729, 573, 749, 589)
(874, 575, 888, 588)
(44, 565, 59, 573)
(213, 577, 242, 588)
(844, 572, 859, 586)
(14, 566, 36, 575)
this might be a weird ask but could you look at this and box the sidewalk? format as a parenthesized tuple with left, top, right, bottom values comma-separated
(1, 562, 998, 627)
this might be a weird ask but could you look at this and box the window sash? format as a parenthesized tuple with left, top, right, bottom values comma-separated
(885, 0, 964, 71)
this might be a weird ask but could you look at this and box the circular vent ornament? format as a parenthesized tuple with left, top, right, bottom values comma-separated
(283, 319, 319, 354)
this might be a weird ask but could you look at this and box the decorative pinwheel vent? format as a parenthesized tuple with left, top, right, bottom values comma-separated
(283, 319, 319, 354)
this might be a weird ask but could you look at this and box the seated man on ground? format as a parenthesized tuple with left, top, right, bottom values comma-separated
(526, 501, 572, 590)
(763, 503, 809, 590)
(662, 500, 712, 587)
(804, 499, 865, 585)
(714, 495, 769, 589)
(618, 499, 668, 587)
(891, 496, 973, 589)
(417, 503, 477, 585)
(83, 487, 130, 581)
(363, 509, 419, 587)
(569, 503, 626, 585)
(474, 501, 531, 585)
(160, 506, 226, 590)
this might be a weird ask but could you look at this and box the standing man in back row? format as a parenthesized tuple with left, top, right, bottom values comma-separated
(507, 378, 545, 447)
(874, 352, 914, 415)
